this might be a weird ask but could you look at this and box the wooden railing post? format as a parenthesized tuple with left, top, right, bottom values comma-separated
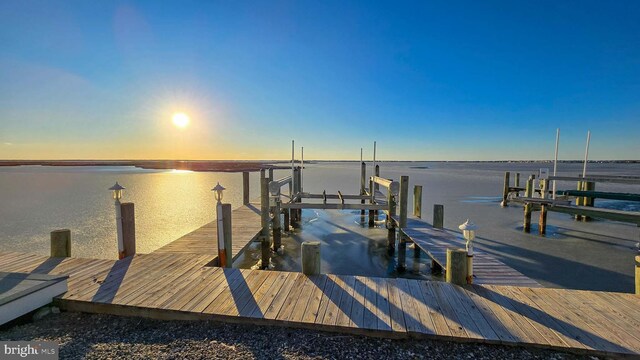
(582, 181, 596, 222)
(433, 204, 444, 229)
(575, 178, 584, 221)
(539, 179, 548, 236)
(413, 185, 422, 218)
(302, 241, 321, 275)
(260, 172, 270, 268)
(387, 189, 396, 253)
(50, 229, 71, 257)
(272, 198, 282, 251)
(374, 165, 380, 217)
(397, 175, 409, 270)
(523, 176, 534, 233)
(360, 162, 366, 218)
(501, 171, 511, 207)
(242, 171, 250, 205)
(217, 203, 232, 267)
(120, 203, 136, 258)
(446, 248, 468, 286)
(368, 178, 375, 227)
(636, 255, 640, 295)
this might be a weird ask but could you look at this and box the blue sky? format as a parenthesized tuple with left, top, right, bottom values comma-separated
(1, 1, 639, 160)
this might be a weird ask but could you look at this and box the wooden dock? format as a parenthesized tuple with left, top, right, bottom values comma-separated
(401, 224, 541, 288)
(0, 250, 639, 357)
(152, 201, 262, 263)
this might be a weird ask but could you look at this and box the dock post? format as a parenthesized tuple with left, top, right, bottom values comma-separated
(260, 174, 270, 263)
(515, 172, 520, 189)
(386, 184, 397, 253)
(368, 178, 375, 227)
(242, 171, 250, 205)
(302, 241, 321, 275)
(539, 179, 548, 236)
(636, 255, 640, 295)
(501, 171, 511, 207)
(523, 176, 534, 233)
(433, 204, 444, 229)
(413, 185, 422, 218)
(445, 248, 468, 286)
(120, 203, 136, 258)
(296, 166, 303, 223)
(397, 175, 409, 270)
(272, 198, 281, 251)
(268, 168, 274, 183)
(217, 203, 232, 268)
(575, 179, 584, 221)
(374, 165, 380, 218)
(582, 181, 596, 222)
(50, 229, 71, 257)
(283, 209, 290, 232)
(292, 167, 301, 227)
(360, 161, 366, 218)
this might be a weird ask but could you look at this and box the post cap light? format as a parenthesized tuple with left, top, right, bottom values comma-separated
(212, 182, 226, 203)
(109, 182, 125, 200)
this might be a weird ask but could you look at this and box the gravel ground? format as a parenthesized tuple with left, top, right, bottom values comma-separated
(1, 312, 601, 360)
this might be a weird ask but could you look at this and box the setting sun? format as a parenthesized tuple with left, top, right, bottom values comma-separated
(172, 113, 190, 128)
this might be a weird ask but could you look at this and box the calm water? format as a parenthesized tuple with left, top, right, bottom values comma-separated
(1, 162, 639, 291)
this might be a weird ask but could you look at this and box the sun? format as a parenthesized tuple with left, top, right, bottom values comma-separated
(172, 112, 190, 128)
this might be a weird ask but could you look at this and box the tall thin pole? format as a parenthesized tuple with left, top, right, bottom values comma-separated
(373, 141, 377, 176)
(360, 148, 363, 163)
(291, 140, 295, 179)
(301, 146, 304, 193)
(115, 198, 124, 259)
(552, 128, 560, 200)
(582, 130, 591, 178)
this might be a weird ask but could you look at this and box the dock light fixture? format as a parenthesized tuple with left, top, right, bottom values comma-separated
(109, 182, 126, 259)
(459, 219, 478, 284)
(109, 182, 125, 201)
(212, 182, 226, 204)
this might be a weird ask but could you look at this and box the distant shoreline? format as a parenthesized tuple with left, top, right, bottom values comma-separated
(0, 159, 638, 173)
(0, 160, 291, 172)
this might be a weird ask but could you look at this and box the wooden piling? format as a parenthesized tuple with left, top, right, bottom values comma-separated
(301, 241, 321, 275)
(397, 176, 409, 270)
(582, 181, 596, 222)
(283, 209, 290, 232)
(575, 179, 584, 221)
(368, 178, 375, 227)
(413, 185, 422, 218)
(50, 229, 71, 257)
(515, 172, 520, 188)
(446, 248, 468, 286)
(501, 171, 511, 207)
(242, 171, 250, 205)
(539, 180, 548, 236)
(635, 255, 640, 295)
(268, 168, 274, 183)
(260, 168, 268, 268)
(523, 176, 534, 233)
(374, 165, 380, 217)
(120, 203, 136, 258)
(386, 184, 396, 252)
(433, 204, 444, 229)
(292, 167, 301, 227)
(218, 204, 233, 268)
(272, 199, 282, 251)
(360, 162, 366, 217)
